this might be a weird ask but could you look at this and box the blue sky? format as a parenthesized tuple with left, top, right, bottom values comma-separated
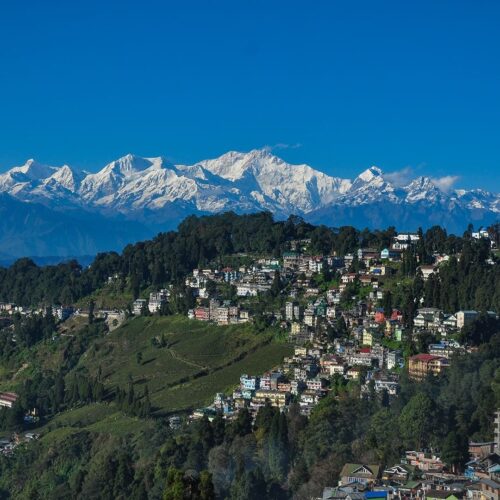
(0, 0, 499, 190)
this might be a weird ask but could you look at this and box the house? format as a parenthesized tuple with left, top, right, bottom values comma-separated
(428, 341, 461, 358)
(306, 378, 325, 391)
(0, 392, 18, 408)
(374, 379, 399, 396)
(346, 366, 363, 380)
(194, 307, 210, 321)
(282, 251, 300, 269)
(304, 307, 316, 327)
(240, 375, 259, 391)
(404, 450, 444, 472)
(374, 309, 386, 324)
(357, 248, 380, 263)
(362, 329, 374, 346)
(252, 389, 289, 408)
(418, 265, 437, 281)
(384, 319, 399, 338)
(339, 463, 380, 486)
(393, 233, 420, 250)
(222, 267, 240, 282)
(382, 464, 413, 483)
(148, 290, 168, 313)
(472, 228, 491, 240)
(239, 310, 250, 323)
(408, 354, 449, 381)
(479, 478, 500, 500)
(341, 273, 357, 284)
(425, 490, 462, 500)
(132, 299, 147, 316)
(214, 306, 230, 325)
(456, 310, 497, 328)
(285, 301, 299, 321)
(414, 308, 443, 330)
(380, 248, 402, 261)
(456, 310, 479, 329)
(468, 442, 497, 461)
(308, 257, 324, 273)
(54, 306, 74, 321)
(260, 372, 283, 391)
(386, 350, 403, 370)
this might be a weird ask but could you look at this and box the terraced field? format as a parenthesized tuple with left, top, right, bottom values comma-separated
(77, 315, 292, 414)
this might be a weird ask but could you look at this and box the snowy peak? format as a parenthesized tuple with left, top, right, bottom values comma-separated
(101, 154, 157, 176)
(357, 166, 384, 183)
(10, 159, 57, 180)
(350, 166, 387, 192)
(199, 149, 351, 212)
(404, 176, 442, 203)
(43, 164, 85, 193)
(199, 149, 273, 181)
(0, 151, 498, 225)
(0, 159, 62, 195)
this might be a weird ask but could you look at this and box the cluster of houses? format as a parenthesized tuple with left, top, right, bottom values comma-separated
(185, 233, 497, 423)
(133, 289, 169, 315)
(182, 233, 499, 497)
(0, 302, 75, 321)
(318, 423, 500, 500)
(0, 432, 39, 457)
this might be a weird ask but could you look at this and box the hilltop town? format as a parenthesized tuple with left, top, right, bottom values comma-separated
(0, 214, 499, 498)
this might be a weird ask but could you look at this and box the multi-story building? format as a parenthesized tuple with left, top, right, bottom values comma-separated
(133, 299, 147, 315)
(304, 307, 316, 327)
(285, 301, 300, 322)
(404, 451, 443, 472)
(194, 307, 210, 321)
(408, 354, 449, 380)
(252, 389, 289, 409)
(214, 307, 230, 325)
(148, 290, 168, 313)
(386, 350, 403, 370)
(456, 310, 479, 329)
(240, 375, 259, 391)
(0, 392, 18, 408)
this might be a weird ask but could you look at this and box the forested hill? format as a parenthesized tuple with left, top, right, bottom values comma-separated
(0, 212, 499, 313)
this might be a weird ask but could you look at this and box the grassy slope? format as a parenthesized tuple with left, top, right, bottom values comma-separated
(77, 315, 293, 414)
(0, 315, 291, 446)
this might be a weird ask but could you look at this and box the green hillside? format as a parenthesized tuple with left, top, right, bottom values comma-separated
(76, 315, 292, 414)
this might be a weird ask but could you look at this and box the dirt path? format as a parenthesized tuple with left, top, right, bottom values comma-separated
(13, 363, 29, 380)
(168, 348, 207, 370)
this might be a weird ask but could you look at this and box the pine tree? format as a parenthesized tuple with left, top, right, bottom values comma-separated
(88, 299, 95, 325)
(198, 471, 215, 500)
(142, 385, 151, 417)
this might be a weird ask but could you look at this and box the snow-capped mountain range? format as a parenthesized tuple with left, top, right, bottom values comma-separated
(0, 149, 498, 258)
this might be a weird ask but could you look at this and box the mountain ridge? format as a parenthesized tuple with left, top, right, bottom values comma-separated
(0, 149, 498, 257)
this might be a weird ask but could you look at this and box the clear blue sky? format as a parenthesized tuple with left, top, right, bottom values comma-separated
(0, 0, 499, 190)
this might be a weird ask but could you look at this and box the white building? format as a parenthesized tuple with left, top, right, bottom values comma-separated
(133, 299, 147, 315)
(148, 290, 168, 313)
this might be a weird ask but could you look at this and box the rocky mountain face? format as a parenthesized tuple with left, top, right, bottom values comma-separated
(0, 150, 498, 258)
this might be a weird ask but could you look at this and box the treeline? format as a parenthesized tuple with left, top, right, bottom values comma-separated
(386, 236, 500, 319)
(0, 371, 106, 432)
(0, 212, 497, 308)
(116, 383, 152, 418)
